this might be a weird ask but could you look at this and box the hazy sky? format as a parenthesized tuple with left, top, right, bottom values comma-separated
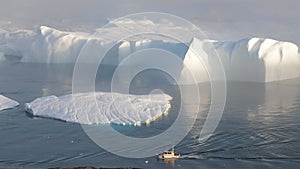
(0, 0, 299, 44)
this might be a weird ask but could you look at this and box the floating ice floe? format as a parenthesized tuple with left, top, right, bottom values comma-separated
(25, 92, 172, 125)
(0, 95, 19, 111)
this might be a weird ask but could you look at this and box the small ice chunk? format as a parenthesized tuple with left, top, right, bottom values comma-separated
(0, 95, 19, 111)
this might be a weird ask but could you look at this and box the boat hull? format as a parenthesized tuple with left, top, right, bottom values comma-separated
(157, 154, 180, 160)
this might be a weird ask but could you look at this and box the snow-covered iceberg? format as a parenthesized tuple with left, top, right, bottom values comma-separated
(25, 92, 172, 125)
(0, 95, 19, 111)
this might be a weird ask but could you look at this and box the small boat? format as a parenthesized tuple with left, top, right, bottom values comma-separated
(157, 148, 181, 160)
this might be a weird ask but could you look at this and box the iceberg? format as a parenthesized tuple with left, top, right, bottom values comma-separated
(1, 25, 300, 82)
(212, 38, 300, 82)
(0, 95, 19, 111)
(25, 92, 172, 125)
(22, 26, 91, 63)
(0, 28, 35, 61)
(21, 26, 186, 64)
(182, 37, 300, 82)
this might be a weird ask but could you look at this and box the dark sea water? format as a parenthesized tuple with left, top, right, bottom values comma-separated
(0, 62, 299, 169)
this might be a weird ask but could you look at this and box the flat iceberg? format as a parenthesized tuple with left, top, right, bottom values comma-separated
(0, 95, 19, 111)
(25, 92, 172, 125)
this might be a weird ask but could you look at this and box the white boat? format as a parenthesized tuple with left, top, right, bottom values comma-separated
(157, 148, 181, 160)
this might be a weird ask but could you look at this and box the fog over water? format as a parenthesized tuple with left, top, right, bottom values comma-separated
(0, 0, 299, 44)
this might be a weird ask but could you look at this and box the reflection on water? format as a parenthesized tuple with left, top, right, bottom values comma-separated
(249, 80, 300, 120)
(181, 80, 300, 163)
(0, 63, 299, 168)
(0, 62, 74, 103)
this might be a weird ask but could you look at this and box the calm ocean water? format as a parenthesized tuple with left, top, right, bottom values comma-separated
(0, 62, 299, 169)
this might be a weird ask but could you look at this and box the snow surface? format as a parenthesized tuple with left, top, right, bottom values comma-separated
(0, 95, 19, 111)
(25, 92, 172, 125)
(0, 26, 300, 82)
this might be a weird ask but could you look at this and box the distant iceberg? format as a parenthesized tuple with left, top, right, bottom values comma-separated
(25, 92, 172, 125)
(21, 26, 187, 64)
(0, 95, 19, 111)
(0, 28, 35, 61)
(1, 26, 300, 82)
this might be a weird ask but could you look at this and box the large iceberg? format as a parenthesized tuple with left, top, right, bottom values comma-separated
(25, 92, 172, 125)
(182, 37, 300, 82)
(213, 38, 300, 82)
(0, 95, 19, 111)
(21, 26, 186, 64)
(22, 26, 93, 63)
(1, 26, 300, 82)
